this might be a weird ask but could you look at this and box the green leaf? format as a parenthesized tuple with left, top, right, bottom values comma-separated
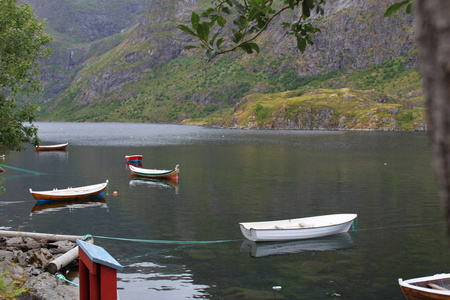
(302, 0, 311, 18)
(178, 25, 198, 37)
(247, 42, 260, 54)
(184, 45, 199, 50)
(286, 0, 296, 10)
(297, 37, 307, 53)
(406, 3, 413, 14)
(239, 43, 254, 54)
(216, 38, 224, 49)
(221, 6, 231, 14)
(196, 23, 210, 42)
(383, 0, 411, 17)
(201, 8, 216, 18)
(191, 12, 200, 30)
(217, 15, 227, 27)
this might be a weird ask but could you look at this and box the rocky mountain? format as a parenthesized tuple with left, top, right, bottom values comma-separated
(27, 0, 421, 129)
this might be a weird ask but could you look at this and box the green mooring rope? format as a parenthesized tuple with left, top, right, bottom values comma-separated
(56, 274, 79, 287)
(0, 164, 45, 176)
(84, 234, 239, 245)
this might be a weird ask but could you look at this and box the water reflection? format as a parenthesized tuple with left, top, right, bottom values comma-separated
(240, 233, 355, 257)
(35, 151, 69, 160)
(129, 178, 179, 194)
(117, 261, 210, 300)
(30, 198, 108, 215)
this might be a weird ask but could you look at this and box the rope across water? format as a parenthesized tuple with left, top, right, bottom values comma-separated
(83, 234, 240, 245)
(0, 163, 46, 179)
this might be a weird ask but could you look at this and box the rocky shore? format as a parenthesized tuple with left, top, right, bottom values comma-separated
(0, 234, 80, 299)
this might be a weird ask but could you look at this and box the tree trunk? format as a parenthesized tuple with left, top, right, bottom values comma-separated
(416, 1, 450, 231)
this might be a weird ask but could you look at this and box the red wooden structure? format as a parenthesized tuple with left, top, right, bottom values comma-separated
(77, 239, 123, 300)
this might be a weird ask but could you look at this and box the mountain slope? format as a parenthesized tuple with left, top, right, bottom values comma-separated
(30, 0, 421, 129)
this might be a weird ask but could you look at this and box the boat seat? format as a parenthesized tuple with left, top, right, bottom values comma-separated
(273, 223, 313, 229)
(427, 283, 449, 291)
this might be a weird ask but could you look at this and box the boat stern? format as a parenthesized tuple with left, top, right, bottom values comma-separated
(239, 224, 258, 242)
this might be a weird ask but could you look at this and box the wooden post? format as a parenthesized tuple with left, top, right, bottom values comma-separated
(47, 237, 94, 274)
(76, 239, 122, 300)
(0, 230, 87, 242)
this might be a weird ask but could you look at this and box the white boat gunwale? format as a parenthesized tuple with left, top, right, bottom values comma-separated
(240, 214, 357, 230)
(35, 143, 68, 150)
(129, 164, 179, 180)
(399, 274, 450, 296)
(130, 165, 176, 175)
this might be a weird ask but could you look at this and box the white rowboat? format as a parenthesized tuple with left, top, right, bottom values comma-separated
(29, 180, 108, 202)
(35, 143, 68, 151)
(239, 213, 357, 242)
(129, 164, 179, 180)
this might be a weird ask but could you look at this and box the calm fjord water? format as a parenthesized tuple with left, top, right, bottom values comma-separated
(0, 122, 447, 299)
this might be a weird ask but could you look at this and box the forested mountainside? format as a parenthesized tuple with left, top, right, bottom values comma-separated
(28, 0, 425, 130)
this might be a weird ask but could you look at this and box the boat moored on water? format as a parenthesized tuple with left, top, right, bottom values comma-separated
(29, 180, 108, 202)
(239, 213, 357, 242)
(125, 155, 143, 163)
(35, 143, 68, 151)
(129, 164, 179, 180)
(399, 273, 450, 300)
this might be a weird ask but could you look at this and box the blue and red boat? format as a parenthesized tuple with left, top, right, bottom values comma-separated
(125, 155, 143, 163)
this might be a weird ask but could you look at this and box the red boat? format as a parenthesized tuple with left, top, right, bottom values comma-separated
(125, 155, 143, 163)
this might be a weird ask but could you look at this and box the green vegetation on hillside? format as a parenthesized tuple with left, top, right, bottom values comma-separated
(37, 50, 423, 129)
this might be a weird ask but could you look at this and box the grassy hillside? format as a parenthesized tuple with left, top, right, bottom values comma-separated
(32, 0, 423, 130)
(38, 53, 424, 131)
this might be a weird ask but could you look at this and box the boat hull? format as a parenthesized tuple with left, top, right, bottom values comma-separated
(29, 181, 108, 202)
(399, 274, 450, 300)
(35, 143, 68, 151)
(129, 164, 179, 180)
(125, 155, 143, 162)
(239, 214, 357, 242)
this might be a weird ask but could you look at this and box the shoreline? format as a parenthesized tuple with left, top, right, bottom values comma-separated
(0, 232, 85, 299)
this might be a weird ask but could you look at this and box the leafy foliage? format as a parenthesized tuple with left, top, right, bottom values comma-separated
(0, 0, 52, 94)
(0, 0, 52, 151)
(0, 95, 40, 151)
(0, 270, 28, 299)
(179, 0, 325, 59)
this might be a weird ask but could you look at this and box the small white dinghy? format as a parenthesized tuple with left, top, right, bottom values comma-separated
(239, 213, 357, 242)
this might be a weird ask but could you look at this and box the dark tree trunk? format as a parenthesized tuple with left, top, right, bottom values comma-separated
(416, 1, 450, 231)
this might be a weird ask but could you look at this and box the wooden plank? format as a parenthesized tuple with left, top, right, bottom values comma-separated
(76, 240, 122, 271)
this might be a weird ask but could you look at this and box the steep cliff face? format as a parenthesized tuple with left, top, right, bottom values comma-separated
(26, 0, 152, 104)
(247, 0, 416, 75)
(28, 0, 152, 42)
(33, 0, 419, 124)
